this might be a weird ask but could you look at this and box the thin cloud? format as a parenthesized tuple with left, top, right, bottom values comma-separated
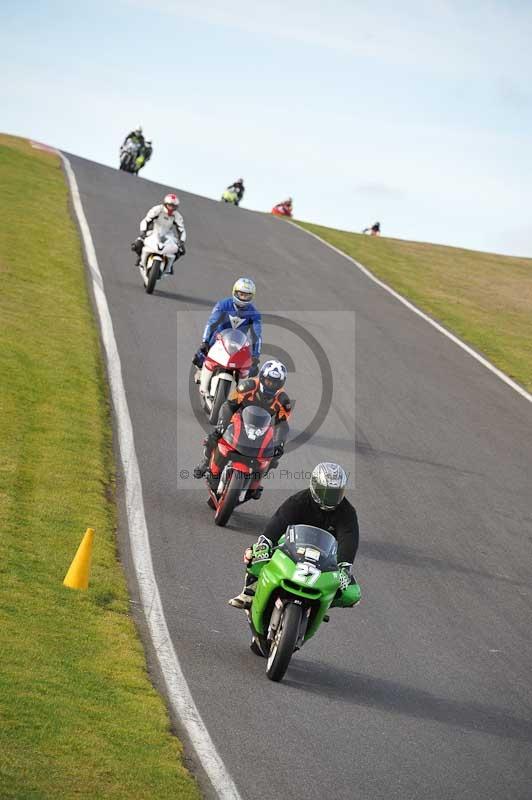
(124, 0, 532, 83)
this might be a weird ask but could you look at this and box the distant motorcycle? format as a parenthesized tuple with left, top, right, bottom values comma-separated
(244, 524, 361, 681)
(362, 223, 381, 236)
(221, 189, 239, 205)
(197, 329, 252, 424)
(205, 405, 274, 526)
(119, 140, 140, 173)
(271, 202, 293, 218)
(138, 232, 179, 294)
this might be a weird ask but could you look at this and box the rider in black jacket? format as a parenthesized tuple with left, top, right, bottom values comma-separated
(229, 462, 360, 608)
(122, 126, 144, 147)
(227, 178, 245, 205)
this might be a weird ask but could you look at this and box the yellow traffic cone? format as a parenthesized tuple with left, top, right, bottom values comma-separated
(63, 528, 94, 590)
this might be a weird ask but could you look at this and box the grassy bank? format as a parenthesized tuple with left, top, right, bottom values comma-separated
(295, 220, 532, 393)
(0, 134, 201, 799)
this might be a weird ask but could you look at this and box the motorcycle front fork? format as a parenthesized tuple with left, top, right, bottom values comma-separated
(217, 465, 253, 497)
(267, 599, 310, 650)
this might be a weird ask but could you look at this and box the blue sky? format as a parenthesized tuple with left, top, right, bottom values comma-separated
(2, 0, 532, 256)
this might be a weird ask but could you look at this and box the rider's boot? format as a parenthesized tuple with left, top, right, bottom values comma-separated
(193, 432, 220, 479)
(193, 457, 210, 479)
(131, 236, 145, 266)
(229, 574, 257, 609)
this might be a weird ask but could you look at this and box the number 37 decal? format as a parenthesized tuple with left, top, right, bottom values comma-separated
(294, 562, 322, 586)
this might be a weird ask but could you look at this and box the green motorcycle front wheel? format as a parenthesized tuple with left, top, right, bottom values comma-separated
(266, 602, 303, 682)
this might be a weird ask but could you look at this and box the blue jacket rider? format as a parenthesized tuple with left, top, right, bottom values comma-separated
(194, 277, 262, 375)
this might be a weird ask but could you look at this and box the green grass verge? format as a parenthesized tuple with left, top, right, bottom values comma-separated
(0, 134, 201, 800)
(294, 220, 532, 393)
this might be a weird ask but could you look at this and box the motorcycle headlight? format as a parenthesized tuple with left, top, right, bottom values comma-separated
(244, 422, 268, 441)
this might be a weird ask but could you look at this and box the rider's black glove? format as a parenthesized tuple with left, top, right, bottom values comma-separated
(192, 342, 210, 368)
(205, 427, 223, 448)
(249, 357, 260, 377)
(131, 236, 145, 255)
(178, 242, 186, 256)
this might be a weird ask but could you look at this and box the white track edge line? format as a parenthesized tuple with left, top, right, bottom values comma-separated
(291, 222, 532, 405)
(60, 153, 242, 800)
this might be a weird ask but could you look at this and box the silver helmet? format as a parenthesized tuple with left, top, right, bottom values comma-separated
(309, 462, 347, 509)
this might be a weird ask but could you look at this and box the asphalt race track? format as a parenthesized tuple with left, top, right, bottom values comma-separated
(68, 154, 532, 800)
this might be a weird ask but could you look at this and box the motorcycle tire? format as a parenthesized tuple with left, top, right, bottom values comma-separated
(214, 469, 246, 527)
(266, 602, 302, 682)
(145, 257, 161, 294)
(208, 378, 231, 425)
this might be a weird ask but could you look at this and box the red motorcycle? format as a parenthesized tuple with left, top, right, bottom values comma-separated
(198, 329, 252, 424)
(271, 202, 293, 218)
(207, 406, 274, 526)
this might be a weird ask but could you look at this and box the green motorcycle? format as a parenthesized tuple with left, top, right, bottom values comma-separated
(221, 188, 239, 205)
(245, 524, 361, 682)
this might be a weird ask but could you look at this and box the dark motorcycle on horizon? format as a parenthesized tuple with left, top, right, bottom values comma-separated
(119, 139, 140, 173)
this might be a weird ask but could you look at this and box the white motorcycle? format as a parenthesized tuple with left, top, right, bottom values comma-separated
(139, 232, 178, 294)
(198, 329, 253, 424)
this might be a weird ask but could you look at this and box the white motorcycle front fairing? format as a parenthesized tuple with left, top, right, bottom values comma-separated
(198, 330, 251, 412)
(140, 231, 178, 272)
(121, 140, 139, 158)
(200, 339, 239, 404)
(199, 335, 240, 403)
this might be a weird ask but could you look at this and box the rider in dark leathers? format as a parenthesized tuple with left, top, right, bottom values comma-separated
(122, 126, 145, 149)
(229, 462, 360, 609)
(226, 178, 245, 205)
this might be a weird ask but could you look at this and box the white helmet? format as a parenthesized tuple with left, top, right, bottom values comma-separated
(259, 360, 287, 398)
(232, 277, 256, 309)
(163, 193, 179, 214)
